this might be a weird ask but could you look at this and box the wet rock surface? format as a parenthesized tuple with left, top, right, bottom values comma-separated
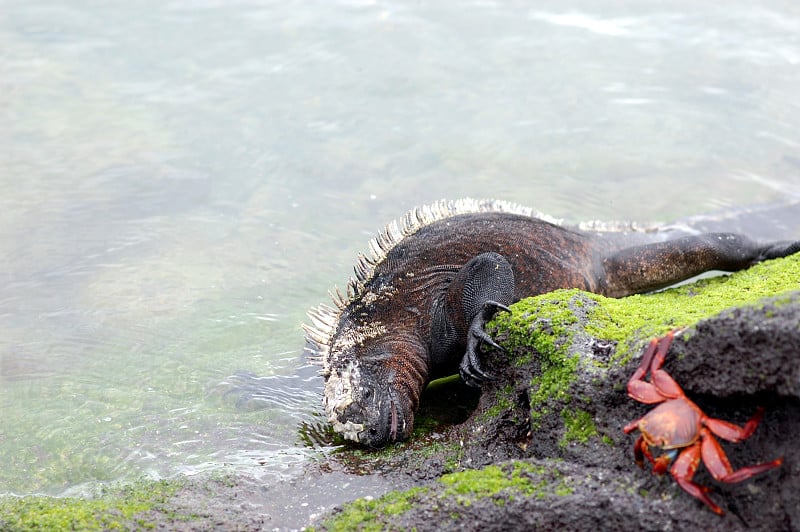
(317, 291, 800, 531)
(7, 288, 796, 531)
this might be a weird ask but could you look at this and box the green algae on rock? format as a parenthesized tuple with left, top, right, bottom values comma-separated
(314, 254, 800, 530)
(317, 460, 573, 531)
(0, 480, 183, 531)
(586, 250, 800, 364)
(487, 252, 800, 430)
(559, 408, 599, 448)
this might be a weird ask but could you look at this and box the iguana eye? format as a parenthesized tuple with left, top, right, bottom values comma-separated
(363, 388, 372, 399)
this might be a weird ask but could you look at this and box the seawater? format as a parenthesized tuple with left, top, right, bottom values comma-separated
(1, 0, 800, 495)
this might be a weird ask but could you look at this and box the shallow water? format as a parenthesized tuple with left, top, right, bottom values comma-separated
(1, 0, 800, 496)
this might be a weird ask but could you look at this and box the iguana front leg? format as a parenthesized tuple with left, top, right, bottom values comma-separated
(460, 299, 511, 385)
(430, 252, 515, 387)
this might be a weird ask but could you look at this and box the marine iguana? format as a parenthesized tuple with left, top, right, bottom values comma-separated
(303, 198, 800, 447)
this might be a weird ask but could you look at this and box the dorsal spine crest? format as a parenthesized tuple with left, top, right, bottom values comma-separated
(302, 198, 552, 373)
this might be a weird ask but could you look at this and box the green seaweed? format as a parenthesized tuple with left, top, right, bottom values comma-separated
(559, 408, 599, 448)
(0, 479, 183, 531)
(320, 460, 574, 529)
(480, 383, 516, 421)
(585, 253, 800, 365)
(483, 254, 800, 440)
(513, 253, 797, 353)
(439, 462, 544, 502)
(491, 292, 586, 428)
(318, 487, 428, 532)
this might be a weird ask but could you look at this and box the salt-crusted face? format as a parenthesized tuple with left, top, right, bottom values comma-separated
(322, 345, 413, 447)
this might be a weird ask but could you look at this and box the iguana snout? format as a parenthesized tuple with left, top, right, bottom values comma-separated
(324, 359, 414, 446)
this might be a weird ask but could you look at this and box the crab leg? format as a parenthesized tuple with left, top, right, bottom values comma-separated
(704, 407, 765, 443)
(720, 458, 783, 483)
(627, 332, 676, 404)
(647, 332, 684, 399)
(699, 427, 783, 483)
(630, 434, 652, 468)
(627, 331, 683, 403)
(629, 336, 660, 383)
(670, 441, 724, 515)
(623, 416, 643, 434)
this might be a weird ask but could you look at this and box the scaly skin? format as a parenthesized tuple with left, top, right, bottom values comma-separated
(304, 199, 800, 447)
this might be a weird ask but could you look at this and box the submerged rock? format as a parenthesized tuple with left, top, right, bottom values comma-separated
(318, 254, 800, 531)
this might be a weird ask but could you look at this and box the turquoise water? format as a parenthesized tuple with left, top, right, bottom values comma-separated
(2, 0, 800, 495)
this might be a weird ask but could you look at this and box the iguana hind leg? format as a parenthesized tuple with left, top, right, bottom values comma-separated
(600, 233, 800, 297)
(760, 240, 800, 261)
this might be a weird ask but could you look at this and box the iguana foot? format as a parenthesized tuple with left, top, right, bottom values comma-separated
(459, 300, 511, 387)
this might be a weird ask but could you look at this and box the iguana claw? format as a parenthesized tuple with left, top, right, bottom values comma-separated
(459, 300, 511, 387)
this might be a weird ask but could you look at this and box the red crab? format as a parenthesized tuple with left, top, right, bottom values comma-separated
(623, 330, 783, 515)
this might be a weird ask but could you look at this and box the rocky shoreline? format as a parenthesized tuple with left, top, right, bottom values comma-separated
(2, 254, 798, 531)
(317, 253, 800, 531)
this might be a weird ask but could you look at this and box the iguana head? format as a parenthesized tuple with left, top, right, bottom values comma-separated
(323, 348, 415, 446)
(304, 199, 538, 445)
(305, 283, 429, 447)
(307, 311, 427, 446)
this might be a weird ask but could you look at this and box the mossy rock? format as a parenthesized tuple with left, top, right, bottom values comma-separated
(319, 253, 800, 531)
(0, 480, 183, 531)
(468, 253, 800, 461)
(0, 475, 275, 531)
